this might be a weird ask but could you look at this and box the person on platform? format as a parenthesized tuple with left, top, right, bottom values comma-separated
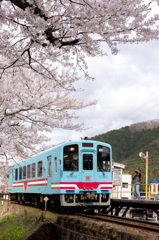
(133, 170, 141, 200)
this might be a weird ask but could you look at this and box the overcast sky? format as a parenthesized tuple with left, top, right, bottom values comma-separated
(48, 40, 159, 145)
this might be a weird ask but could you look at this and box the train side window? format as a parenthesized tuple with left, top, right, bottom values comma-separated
(48, 156, 51, 176)
(27, 164, 31, 179)
(63, 144, 78, 171)
(19, 167, 22, 180)
(55, 157, 57, 172)
(32, 163, 36, 178)
(23, 166, 26, 179)
(97, 145, 110, 172)
(38, 161, 43, 177)
(15, 168, 18, 181)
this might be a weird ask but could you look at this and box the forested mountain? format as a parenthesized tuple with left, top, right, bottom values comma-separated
(91, 120, 159, 185)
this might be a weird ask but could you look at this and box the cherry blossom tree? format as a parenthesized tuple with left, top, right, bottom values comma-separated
(0, 0, 159, 158)
(0, 65, 95, 159)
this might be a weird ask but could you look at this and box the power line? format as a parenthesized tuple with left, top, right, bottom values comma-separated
(111, 92, 159, 131)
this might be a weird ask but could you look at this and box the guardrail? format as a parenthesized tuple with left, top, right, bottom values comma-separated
(112, 184, 159, 200)
(0, 193, 9, 200)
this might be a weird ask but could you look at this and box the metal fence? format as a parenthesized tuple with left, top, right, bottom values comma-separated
(112, 183, 159, 200)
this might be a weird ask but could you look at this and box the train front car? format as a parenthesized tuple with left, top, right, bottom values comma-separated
(8, 139, 112, 209)
(59, 140, 112, 208)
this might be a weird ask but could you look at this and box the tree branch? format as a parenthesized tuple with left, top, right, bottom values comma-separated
(10, 0, 48, 20)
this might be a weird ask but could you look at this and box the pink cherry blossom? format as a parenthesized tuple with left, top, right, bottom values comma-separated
(0, 0, 159, 158)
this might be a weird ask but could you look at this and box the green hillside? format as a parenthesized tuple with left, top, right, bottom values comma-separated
(91, 122, 159, 185)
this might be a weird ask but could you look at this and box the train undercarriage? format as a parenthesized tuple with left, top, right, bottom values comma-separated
(10, 192, 110, 209)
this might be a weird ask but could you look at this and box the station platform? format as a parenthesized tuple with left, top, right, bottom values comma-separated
(105, 199, 159, 217)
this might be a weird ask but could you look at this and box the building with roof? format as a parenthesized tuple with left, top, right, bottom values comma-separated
(112, 162, 132, 199)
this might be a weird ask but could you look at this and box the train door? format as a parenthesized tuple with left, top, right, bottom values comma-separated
(47, 156, 52, 193)
(81, 151, 96, 186)
(8, 167, 14, 192)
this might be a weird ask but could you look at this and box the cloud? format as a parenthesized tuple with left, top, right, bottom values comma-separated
(48, 40, 159, 145)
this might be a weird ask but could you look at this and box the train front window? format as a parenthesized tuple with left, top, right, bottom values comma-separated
(63, 144, 78, 171)
(83, 154, 93, 170)
(97, 145, 110, 172)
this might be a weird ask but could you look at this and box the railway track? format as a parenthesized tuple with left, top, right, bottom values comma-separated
(2, 201, 159, 238)
(4, 200, 159, 235)
(75, 212, 159, 234)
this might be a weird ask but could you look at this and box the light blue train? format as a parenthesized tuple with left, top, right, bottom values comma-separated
(8, 139, 112, 208)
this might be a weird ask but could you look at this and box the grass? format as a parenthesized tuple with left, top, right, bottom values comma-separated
(0, 206, 57, 240)
(0, 225, 30, 240)
(0, 212, 16, 224)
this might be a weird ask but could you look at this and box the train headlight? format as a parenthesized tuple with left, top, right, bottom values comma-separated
(98, 148, 103, 152)
(70, 147, 75, 151)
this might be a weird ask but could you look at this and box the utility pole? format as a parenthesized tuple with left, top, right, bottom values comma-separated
(145, 151, 148, 200)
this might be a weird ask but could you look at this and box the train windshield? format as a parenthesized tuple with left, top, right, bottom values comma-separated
(63, 144, 78, 171)
(97, 145, 110, 172)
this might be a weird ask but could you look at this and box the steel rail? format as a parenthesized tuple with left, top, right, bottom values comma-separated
(97, 213, 159, 227)
(75, 213, 159, 234)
